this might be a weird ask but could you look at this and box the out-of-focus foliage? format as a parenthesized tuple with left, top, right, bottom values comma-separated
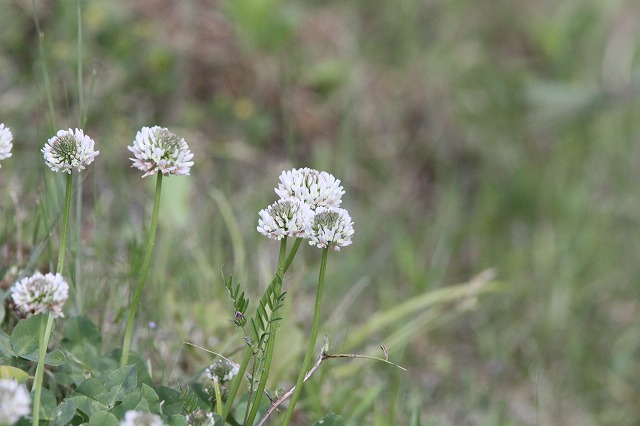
(1, 0, 640, 424)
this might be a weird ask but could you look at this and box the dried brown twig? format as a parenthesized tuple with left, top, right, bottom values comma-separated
(256, 336, 406, 426)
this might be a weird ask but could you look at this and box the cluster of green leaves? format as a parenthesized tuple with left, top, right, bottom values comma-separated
(0, 315, 203, 425)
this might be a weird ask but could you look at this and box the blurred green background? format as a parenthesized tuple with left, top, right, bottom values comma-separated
(2, 0, 640, 424)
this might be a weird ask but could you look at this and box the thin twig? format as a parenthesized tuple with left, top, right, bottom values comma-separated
(257, 337, 406, 426)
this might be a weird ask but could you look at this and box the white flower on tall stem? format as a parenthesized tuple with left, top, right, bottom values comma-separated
(275, 167, 345, 210)
(205, 358, 240, 384)
(42, 128, 99, 173)
(11, 272, 69, 318)
(0, 379, 31, 424)
(128, 126, 194, 177)
(257, 197, 314, 240)
(120, 410, 164, 426)
(0, 123, 13, 166)
(308, 206, 355, 251)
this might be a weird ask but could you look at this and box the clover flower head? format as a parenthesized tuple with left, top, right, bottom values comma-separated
(11, 272, 69, 318)
(205, 358, 239, 384)
(42, 128, 99, 173)
(0, 123, 14, 166)
(275, 168, 345, 210)
(0, 379, 31, 424)
(128, 126, 194, 177)
(308, 206, 354, 251)
(186, 410, 216, 426)
(120, 410, 164, 426)
(257, 197, 314, 240)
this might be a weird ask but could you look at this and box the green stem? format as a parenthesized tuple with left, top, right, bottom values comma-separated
(213, 380, 223, 416)
(284, 238, 302, 272)
(222, 238, 302, 421)
(121, 173, 163, 366)
(282, 247, 329, 425)
(245, 238, 288, 425)
(222, 345, 251, 421)
(32, 313, 54, 426)
(57, 173, 73, 275)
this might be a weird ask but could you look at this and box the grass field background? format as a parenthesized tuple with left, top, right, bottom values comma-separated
(2, 0, 640, 424)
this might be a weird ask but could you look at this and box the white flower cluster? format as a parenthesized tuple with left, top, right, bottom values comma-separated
(275, 167, 345, 210)
(128, 126, 194, 177)
(11, 272, 69, 318)
(0, 379, 31, 425)
(0, 123, 13, 166)
(42, 128, 99, 173)
(205, 358, 240, 384)
(120, 410, 164, 426)
(258, 167, 354, 250)
(257, 197, 313, 240)
(186, 410, 216, 426)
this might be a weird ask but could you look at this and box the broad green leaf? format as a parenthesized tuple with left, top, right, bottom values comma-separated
(11, 314, 65, 366)
(50, 399, 77, 426)
(111, 385, 157, 417)
(33, 388, 57, 421)
(87, 411, 119, 426)
(164, 414, 189, 426)
(0, 365, 30, 382)
(0, 328, 15, 358)
(105, 365, 138, 404)
(61, 316, 102, 364)
(107, 349, 152, 386)
(69, 377, 110, 416)
(11, 314, 46, 359)
(154, 386, 183, 415)
(313, 413, 345, 426)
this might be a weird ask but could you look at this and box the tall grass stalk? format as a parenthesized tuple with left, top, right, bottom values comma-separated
(121, 173, 163, 366)
(283, 246, 329, 424)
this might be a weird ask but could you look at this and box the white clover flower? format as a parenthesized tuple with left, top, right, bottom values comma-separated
(0, 379, 31, 424)
(257, 197, 314, 240)
(42, 128, 99, 173)
(186, 410, 216, 426)
(308, 207, 354, 251)
(120, 410, 164, 426)
(0, 123, 13, 166)
(205, 358, 239, 384)
(128, 126, 194, 178)
(11, 272, 69, 318)
(275, 168, 345, 210)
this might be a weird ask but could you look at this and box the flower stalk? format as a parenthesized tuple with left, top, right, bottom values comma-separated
(245, 237, 288, 426)
(32, 313, 54, 426)
(121, 172, 163, 366)
(283, 246, 329, 424)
